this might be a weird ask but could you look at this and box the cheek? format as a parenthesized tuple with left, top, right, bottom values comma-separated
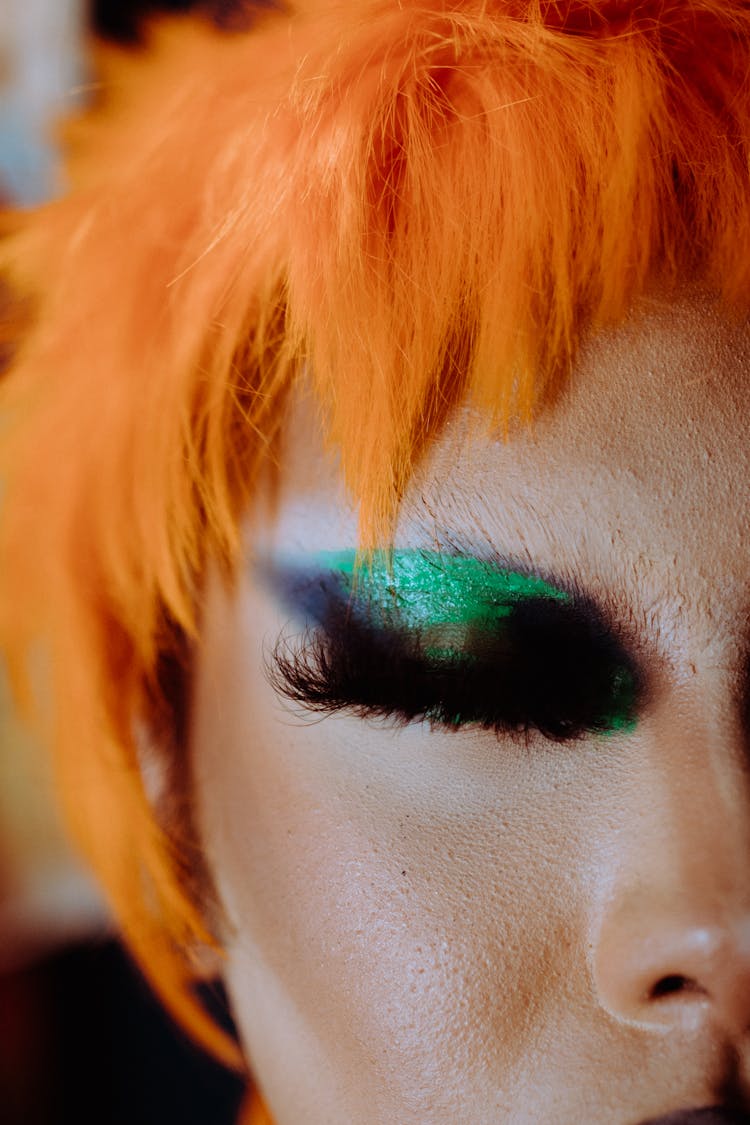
(191, 573, 596, 1119)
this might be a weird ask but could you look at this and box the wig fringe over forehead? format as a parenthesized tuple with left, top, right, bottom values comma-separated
(3, 0, 750, 1070)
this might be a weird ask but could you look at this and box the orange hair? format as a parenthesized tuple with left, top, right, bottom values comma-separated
(2, 0, 750, 1076)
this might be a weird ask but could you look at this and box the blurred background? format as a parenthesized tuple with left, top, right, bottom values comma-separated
(0, 3, 246, 1120)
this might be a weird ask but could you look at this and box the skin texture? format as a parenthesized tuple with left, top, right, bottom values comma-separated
(191, 290, 750, 1123)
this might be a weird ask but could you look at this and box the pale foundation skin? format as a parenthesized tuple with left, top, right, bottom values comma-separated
(191, 291, 750, 1123)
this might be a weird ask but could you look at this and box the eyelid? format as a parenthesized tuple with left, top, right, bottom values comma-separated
(261, 550, 642, 741)
(261, 548, 573, 631)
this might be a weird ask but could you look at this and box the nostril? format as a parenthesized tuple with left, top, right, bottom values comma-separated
(648, 974, 702, 1000)
(595, 910, 750, 1030)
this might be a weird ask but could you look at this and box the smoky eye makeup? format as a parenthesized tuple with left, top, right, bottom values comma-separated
(259, 549, 641, 742)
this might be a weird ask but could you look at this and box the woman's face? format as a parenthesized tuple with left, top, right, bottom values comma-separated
(191, 291, 750, 1124)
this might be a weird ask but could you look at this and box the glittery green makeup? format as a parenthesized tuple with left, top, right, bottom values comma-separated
(316, 549, 570, 622)
(263, 548, 640, 739)
(314, 549, 570, 662)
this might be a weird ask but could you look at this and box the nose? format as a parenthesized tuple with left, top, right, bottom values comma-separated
(593, 712, 750, 1037)
(595, 905, 750, 1034)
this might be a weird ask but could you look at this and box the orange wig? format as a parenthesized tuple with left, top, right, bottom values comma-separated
(2, 0, 750, 1075)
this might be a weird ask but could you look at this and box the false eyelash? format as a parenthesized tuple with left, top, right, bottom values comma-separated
(265, 594, 641, 742)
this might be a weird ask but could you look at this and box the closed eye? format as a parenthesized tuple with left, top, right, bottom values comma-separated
(261, 551, 642, 742)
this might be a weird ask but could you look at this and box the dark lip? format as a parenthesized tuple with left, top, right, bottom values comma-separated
(637, 1108, 750, 1125)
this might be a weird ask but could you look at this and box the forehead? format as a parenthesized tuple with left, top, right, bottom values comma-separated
(260, 290, 750, 648)
(420, 293, 750, 553)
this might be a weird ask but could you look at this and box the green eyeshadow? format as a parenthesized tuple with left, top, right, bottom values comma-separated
(317, 550, 574, 682)
(268, 548, 639, 738)
(315, 549, 570, 629)
(597, 667, 637, 733)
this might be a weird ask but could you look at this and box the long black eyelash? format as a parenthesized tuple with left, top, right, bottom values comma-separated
(265, 593, 641, 742)
(267, 621, 420, 722)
